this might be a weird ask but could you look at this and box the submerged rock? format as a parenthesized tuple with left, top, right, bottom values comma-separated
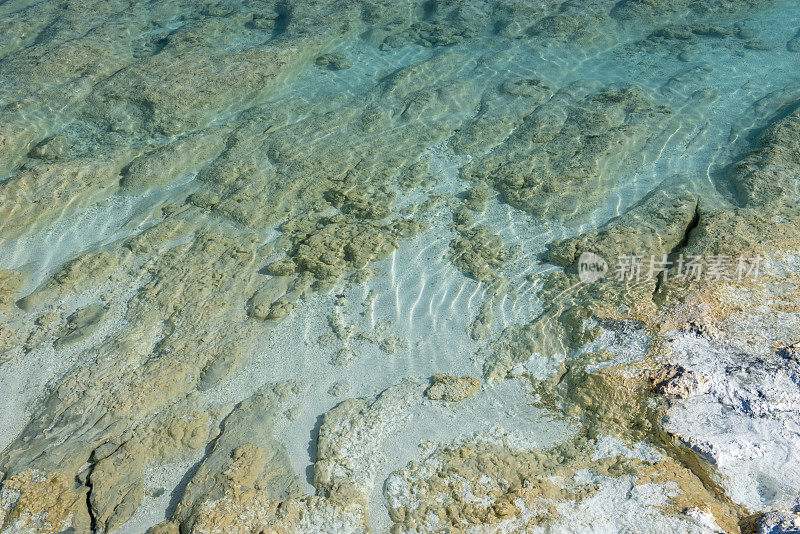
(0, 0, 798, 532)
(168, 384, 301, 532)
(728, 101, 800, 215)
(548, 183, 698, 270)
(315, 53, 354, 71)
(424, 374, 480, 402)
(0, 159, 125, 239)
(54, 303, 109, 348)
(448, 225, 506, 283)
(0, 268, 25, 309)
(120, 131, 226, 191)
(463, 84, 675, 221)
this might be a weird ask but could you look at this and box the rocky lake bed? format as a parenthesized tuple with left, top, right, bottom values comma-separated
(1, 0, 800, 532)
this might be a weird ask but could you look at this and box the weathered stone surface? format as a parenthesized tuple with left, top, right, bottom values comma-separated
(0, 221, 269, 529)
(0, 470, 91, 533)
(0, 0, 797, 532)
(728, 101, 800, 214)
(152, 381, 422, 534)
(656, 249, 800, 512)
(483, 183, 702, 381)
(451, 79, 554, 155)
(18, 250, 129, 311)
(463, 84, 673, 221)
(54, 303, 109, 348)
(387, 362, 745, 533)
(283, 214, 415, 285)
(547, 184, 699, 269)
(650, 363, 709, 399)
(0, 159, 125, 240)
(198, 353, 240, 391)
(314, 381, 423, 505)
(170, 384, 301, 532)
(315, 52, 354, 71)
(449, 225, 505, 283)
(0, 269, 25, 310)
(467, 300, 494, 341)
(424, 374, 480, 402)
(120, 130, 226, 191)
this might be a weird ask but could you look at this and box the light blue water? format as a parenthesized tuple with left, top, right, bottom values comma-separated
(1, 0, 800, 531)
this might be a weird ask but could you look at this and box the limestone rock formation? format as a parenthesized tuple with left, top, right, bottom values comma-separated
(424, 374, 480, 402)
(0, 0, 798, 532)
(463, 84, 674, 221)
(0, 269, 25, 310)
(728, 103, 800, 214)
(169, 384, 302, 532)
(547, 184, 699, 270)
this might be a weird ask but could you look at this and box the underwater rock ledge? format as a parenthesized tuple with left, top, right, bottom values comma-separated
(0, 0, 799, 533)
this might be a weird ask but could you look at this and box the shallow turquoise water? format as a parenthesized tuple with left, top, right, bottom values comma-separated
(1, 0, 800, 532)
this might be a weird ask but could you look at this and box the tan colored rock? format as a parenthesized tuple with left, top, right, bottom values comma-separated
(247, 276, 290, 321)
(121, 130, 227, 191)
(389, 362, 747, 533)
(547, 183, 698, 269)
(54, 303, 109, 348)
(155, 381, 426, 534)
(449, 225, 506, 283)
(124, 217, 198, 254)
(729, 102, 800, 214)
(18, 250, 129, 311)
(162, 382, 424, 533)
(282, 214, 423, 286)
(0, 2, 796, 533)
(463, 84, 675, 221)
(0, 268, 25, 309)
(0, 223, 269, 530)
(0, 470, 91, 533)
(170, 385, 301, 532)
(425, 375, 481, 402)
(86, 405, 210, 532)
(0, 159, 124, 239)
(88, 440, 148, 532)
(146, 520, 180, 534)
(452, 80, 553, 155)
(0, 314, 28, 363)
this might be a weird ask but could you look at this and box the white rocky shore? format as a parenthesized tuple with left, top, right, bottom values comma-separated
(657, 252, 800, 531)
